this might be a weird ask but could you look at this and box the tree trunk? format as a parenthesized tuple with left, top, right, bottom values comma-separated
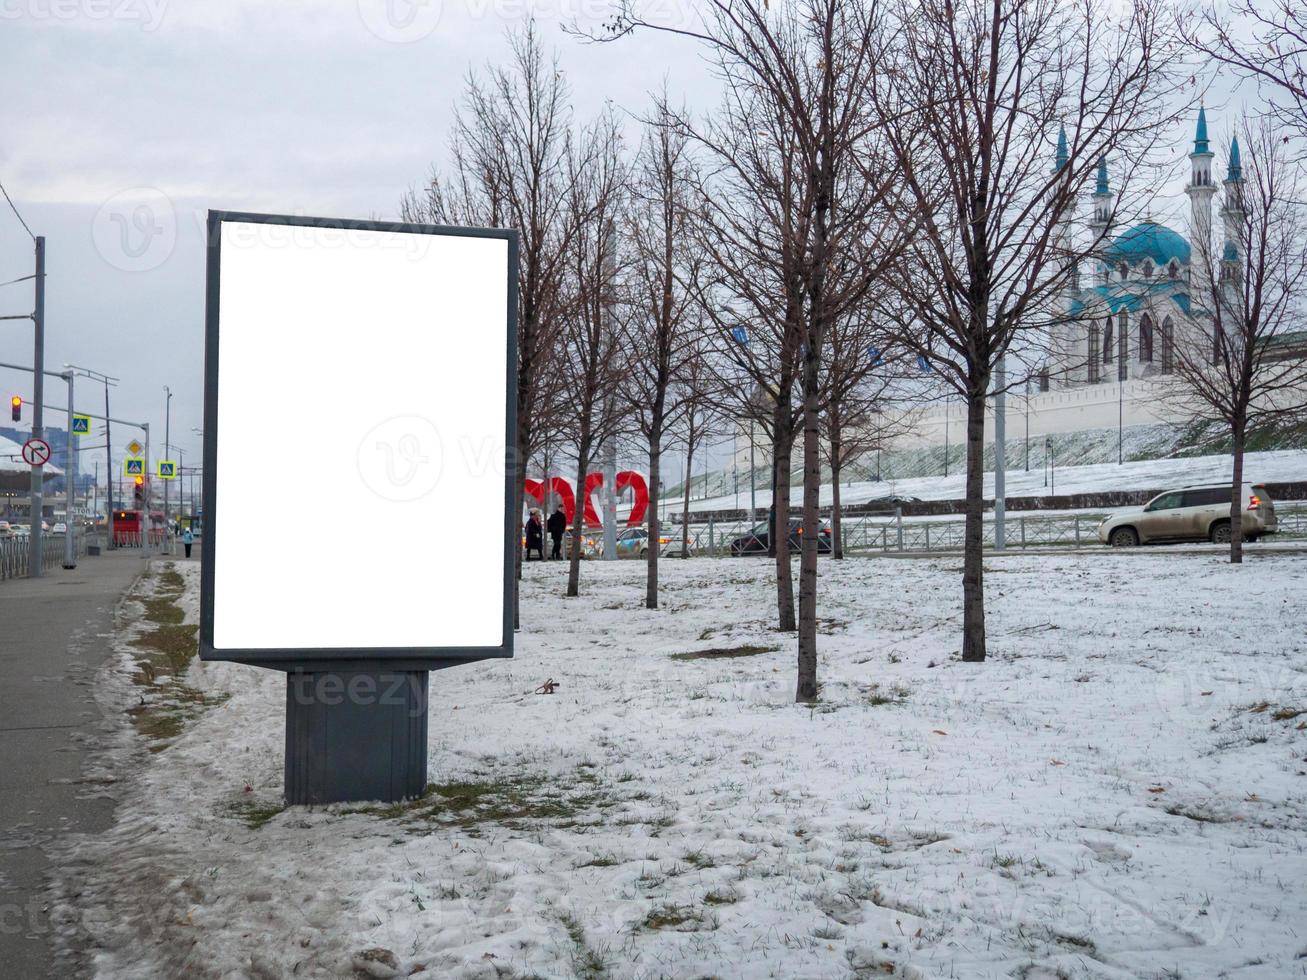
(796, 363, 822, 703)
(961, 388, 987, 662)
(681, 428, 695, 560)
(830, 422, 843, 561)
(567, 443, 591, 598)
(1230, 423, 1245, 565)
(646, 431, 661, 609)
(513, 422, 529, 630)
(772, 420, 796, 632)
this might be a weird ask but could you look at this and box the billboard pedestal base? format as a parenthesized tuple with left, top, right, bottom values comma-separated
(284, 669, 428, 805)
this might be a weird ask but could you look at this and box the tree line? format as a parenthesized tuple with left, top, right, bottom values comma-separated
(405, 0, 1307, 700)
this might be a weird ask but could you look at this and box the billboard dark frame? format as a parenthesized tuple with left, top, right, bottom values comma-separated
(199, 210, 518, 670)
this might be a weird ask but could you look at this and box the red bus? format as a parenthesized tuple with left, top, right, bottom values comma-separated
(112, 510, 167, 546)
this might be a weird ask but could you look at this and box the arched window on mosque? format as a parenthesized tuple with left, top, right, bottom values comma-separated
(1103, 314, 1114, 363)
(1139, 314, 1154, 363)
(1141, 260, 1154, 279)
(1117, 311, 1129, 380)
(1168, 260, 1180, 280)
(1160, 317, 1174, 374)
(1119, 261, 1129, 281)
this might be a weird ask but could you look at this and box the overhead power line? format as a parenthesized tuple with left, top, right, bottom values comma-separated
(0, 177, 35, 241)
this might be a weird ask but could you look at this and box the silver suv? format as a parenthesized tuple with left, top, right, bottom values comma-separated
(1098, 483, 1278, 547)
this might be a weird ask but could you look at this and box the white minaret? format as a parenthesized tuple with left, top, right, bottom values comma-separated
(1089, 156, 1114, 286)
(1219, 136, 1245, 287)
(1186, 107, 1217, 295)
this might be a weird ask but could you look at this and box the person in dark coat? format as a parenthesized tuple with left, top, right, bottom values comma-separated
(546, 506, 566, 560)
(525, 510, 545, 561)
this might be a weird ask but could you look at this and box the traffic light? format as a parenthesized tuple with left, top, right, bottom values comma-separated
(10, 395, 19, 422)
(133, 475, 145, 506)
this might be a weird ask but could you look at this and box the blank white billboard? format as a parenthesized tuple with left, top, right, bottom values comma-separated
(205, 215, 513, 656)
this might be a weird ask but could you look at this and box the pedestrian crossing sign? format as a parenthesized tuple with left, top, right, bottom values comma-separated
(71, 414, 91, 436)
(124, 457, 145, 476)
(158, 460, 178, 479)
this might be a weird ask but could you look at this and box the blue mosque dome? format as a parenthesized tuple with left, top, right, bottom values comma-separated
(1102, 221, 1191, 267)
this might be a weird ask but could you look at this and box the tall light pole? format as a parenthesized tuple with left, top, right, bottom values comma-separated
(162, 386, 172, 546)
(66, 366, 119, 544)
(28, 236, 46, 575)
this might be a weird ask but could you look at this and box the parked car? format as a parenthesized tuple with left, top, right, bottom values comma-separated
(51, 522, 68, 535)
(610, 527, 693, 559)
(1097, 483, 1277, 547)
(729, 518, 833, 556)
(0, 521, 12, 539)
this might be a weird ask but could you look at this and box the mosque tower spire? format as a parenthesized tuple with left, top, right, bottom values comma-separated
(1186, 107, 1217, 294)
(1219, 135, 1245, 286)
(1089, 156, 1114, 285)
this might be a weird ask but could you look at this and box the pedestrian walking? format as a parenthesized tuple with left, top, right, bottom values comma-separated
(525, 510, 545, 562)
(182, 527, 194, 559)
(547, 505, 566, 560)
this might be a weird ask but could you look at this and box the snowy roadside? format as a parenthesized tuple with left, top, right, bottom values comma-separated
(50, 553, 1307, 978)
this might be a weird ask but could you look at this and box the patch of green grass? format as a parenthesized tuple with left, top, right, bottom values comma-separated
(142, 596, 185, 625)
(670, 644, 778, 662)
(865, 683, 910, 706)
(576, 853, 622, 868)
(558, 912, 608, 979)
(682, 849, 715, 869)
(703, 888, 739, 906)
(125, 569, 217, 751)
(639, 904, 697, 930)
(354, 768, 616, 834)
(227, 799, 288, 829)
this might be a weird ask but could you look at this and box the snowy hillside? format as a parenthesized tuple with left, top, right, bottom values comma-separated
(680, 445, 1307, 515)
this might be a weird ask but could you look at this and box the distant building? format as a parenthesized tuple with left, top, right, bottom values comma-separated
(1047, 108, 1243, 387)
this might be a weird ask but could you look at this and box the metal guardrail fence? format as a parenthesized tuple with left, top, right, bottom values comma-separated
(660, 500, 1307, 557)
(0, 530, 95, 580)
(0, 527, 186, 580)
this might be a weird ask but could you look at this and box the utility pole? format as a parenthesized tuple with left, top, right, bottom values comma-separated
(163, 385, 172, 549)
(28, 236, 46, 575)
(142, 423, 152, 555)
(66, 366, 118, 545)
(62, 371, 76, 568)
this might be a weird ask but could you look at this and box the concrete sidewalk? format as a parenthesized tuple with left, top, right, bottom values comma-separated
(0, 547, 149, 978)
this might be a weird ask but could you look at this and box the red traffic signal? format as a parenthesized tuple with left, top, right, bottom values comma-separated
(10, 395, 20, 423)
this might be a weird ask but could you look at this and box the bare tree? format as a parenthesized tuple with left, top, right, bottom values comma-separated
(402, 24, 578, 624)
(1162, 122, 1307, 562)
(558, 112, 629, 597)
(820, 306, 913, 558)
(870, 0, 1187, 662)
(1181, 0, 1307, 144)
(592, 0, 901, 703)
(670, 342, 722, 560)
(622, 101, 702, 608)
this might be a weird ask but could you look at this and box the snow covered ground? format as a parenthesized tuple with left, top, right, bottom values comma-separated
(54, 553, 1307, 979)
(686, 447, 1307, 514)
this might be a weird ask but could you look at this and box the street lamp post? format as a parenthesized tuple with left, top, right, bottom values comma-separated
(66, 365, 119, 546)
(162, 385, 172, 552)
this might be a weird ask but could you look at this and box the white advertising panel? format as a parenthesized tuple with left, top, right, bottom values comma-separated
(201, 213, 515, 661)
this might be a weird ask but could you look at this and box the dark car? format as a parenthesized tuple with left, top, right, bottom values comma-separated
(729, 518, 833, 556)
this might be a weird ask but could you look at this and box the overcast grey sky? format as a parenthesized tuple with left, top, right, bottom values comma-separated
(0, 0, 713, 471)
(0, 0, 1249, 478)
